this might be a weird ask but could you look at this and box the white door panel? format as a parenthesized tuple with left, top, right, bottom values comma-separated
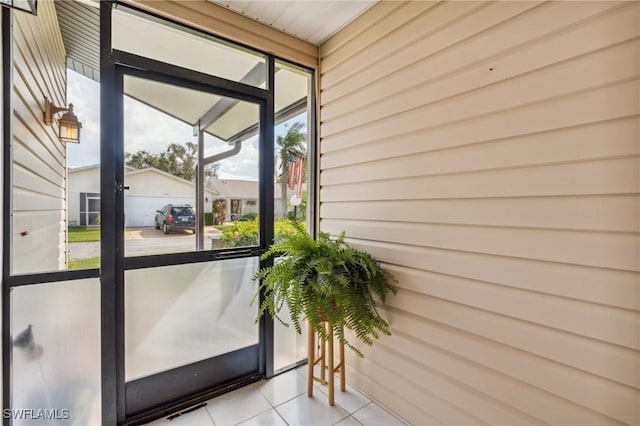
(125, 196, 195, 227)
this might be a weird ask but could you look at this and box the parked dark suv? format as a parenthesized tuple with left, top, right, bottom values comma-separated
(155, 204, 195, 234)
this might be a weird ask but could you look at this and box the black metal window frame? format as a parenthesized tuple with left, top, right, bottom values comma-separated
(0, 2, 317, 425)
(1, 9, 12, 425)
(0, 1, 37, 16)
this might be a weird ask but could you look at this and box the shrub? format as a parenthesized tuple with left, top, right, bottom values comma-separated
(238, 212, 258, 221)
(204, 212, 214, 226)
(274, 219, 300, 242)
(220, 220, 259, 247)
(219, 219, 301, 248)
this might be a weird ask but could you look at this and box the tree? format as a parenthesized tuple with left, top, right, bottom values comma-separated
(125, 142, 218, 181)
(208, 162, 221, 178)
(277, 122, 306, 216)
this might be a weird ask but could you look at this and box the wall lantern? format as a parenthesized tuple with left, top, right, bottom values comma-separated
(43, 98, 82, 143)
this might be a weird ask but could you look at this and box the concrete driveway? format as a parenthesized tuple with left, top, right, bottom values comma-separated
(68, 226, 223, 260)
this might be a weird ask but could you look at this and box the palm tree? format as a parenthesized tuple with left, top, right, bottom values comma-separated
(277, 122, 306, 216)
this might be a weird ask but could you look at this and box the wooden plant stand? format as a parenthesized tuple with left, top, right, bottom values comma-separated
(307, 320, 346, 405)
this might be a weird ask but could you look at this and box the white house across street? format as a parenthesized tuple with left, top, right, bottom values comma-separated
(69, 165, 217, 227)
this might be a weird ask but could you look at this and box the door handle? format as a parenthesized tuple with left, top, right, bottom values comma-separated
(115, 183, 130, 193)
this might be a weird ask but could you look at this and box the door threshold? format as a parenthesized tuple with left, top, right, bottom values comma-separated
(122, 373, 263, 426)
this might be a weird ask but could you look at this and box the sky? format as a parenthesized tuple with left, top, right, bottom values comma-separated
(67, 70, 305, 181)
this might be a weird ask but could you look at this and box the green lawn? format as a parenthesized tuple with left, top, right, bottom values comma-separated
(68, 226, 100, 243)
(68, 256, 100, 269)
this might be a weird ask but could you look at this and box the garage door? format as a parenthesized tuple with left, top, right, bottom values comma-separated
(125, 196, 195, 227)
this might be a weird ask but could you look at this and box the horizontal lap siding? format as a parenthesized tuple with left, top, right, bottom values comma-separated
(12, 0, 67, 274)
(319, 1, 640, 424)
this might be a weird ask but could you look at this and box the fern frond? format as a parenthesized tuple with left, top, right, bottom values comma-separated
(253, 217, 398, 357)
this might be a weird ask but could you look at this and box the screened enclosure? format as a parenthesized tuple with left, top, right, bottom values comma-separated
(2, 1, 315, 424)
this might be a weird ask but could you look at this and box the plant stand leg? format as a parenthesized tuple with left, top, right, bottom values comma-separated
(339, 324, 346, 392)
(308, 320, 328, 395)
(307, 321, 346, 405)
(320, 322, 326, 383)
(307, 321, 314, 397)
(327, 322, 335, 406)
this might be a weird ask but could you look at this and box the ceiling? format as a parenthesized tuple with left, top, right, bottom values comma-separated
(55, 0, 380, 81)
(209, 0, 378, 45)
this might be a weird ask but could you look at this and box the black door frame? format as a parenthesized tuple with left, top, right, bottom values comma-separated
(109, 59, 271, 423)
(100, 3, 278, 423)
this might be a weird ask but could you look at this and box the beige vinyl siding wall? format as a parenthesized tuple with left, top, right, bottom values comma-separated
(12, 0, 67, 273)
(124, 0, 318, 69)
(319, 1, 640, 424)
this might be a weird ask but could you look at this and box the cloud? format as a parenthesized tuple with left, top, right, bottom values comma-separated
(67, 71, 101, 168)
(122, 94, 198, 154)
(66, 72, 306, 183)
(66, 72, 246, 175)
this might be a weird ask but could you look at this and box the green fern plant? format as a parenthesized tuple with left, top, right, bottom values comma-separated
(254, 218, 397, 357)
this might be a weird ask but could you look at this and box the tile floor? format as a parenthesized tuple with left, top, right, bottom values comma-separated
(145, 366, 405, 426)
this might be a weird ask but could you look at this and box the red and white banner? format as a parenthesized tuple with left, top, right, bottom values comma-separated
(287, 152, 305, 197)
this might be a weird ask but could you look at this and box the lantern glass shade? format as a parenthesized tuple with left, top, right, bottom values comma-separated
(58, 111, 82, 143)
(289, 194, 302, 207)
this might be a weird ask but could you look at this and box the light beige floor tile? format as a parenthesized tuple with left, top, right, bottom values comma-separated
(353, 403, 405, 426)
(297, 363, 331, 390)
(333, 416, 363, 426)
(237, 408, 288, 426)
(257, 369, 307, 406)
(205, 383, 271, 426)
(276, 393, 349, 426)
(296, 362, 316, 379)
(317, 382, 370, 414)
(143, 365, 405, 426)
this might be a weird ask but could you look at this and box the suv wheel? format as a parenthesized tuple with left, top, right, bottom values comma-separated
(155, 220, 160, 230)
(163, 222, 170, 234)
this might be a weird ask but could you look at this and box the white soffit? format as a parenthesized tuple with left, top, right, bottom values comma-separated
(55, 0, 100, 81)
(209, 0, 378, 45)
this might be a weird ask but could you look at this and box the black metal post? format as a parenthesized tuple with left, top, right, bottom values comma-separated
(259, 55, 275, 379)
(1, 8, 12, 425)
(100, 2, 123, 424)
